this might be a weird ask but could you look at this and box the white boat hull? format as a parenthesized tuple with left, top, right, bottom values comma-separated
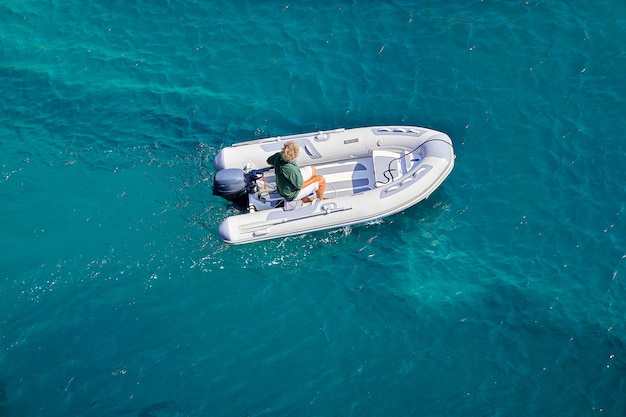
(214, 126, 455, 244)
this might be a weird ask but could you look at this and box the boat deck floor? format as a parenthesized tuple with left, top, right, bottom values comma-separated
(258, 156, 376, 202)
(317, 157, 376, 198)
(252, 149, 415, 210)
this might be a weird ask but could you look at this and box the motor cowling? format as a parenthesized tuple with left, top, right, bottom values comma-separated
(213, 168, 247, 204)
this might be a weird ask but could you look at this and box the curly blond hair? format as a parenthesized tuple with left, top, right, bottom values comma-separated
(281, 141, 299, 162)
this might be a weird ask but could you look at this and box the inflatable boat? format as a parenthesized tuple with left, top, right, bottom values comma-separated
(213, 126, 455, 244)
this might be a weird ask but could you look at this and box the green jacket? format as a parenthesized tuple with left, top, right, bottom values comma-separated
(267, 152, 303, 201)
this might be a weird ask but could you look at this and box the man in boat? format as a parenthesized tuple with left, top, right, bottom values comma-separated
(267, 141, 326, 210)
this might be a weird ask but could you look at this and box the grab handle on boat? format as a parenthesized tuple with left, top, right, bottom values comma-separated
(321, 202, 336, 214)
(315, 132, 330, 142)
(400, 177, 413, 186)
(303, 144, 321, 159)
(320, 202, 352, 215)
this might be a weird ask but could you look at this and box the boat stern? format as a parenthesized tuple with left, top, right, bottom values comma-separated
(218, 218, 235, 244)
(214, 149, 227, 171)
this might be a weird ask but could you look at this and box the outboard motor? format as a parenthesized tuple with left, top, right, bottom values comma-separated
(213, 167, 271, 208)
(213, 168, 247, 205)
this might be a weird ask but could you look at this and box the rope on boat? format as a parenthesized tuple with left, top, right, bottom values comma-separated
(375, 138, 453, 186)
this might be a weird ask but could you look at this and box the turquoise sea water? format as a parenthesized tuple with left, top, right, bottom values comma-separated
(2, 1, 626, 415)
